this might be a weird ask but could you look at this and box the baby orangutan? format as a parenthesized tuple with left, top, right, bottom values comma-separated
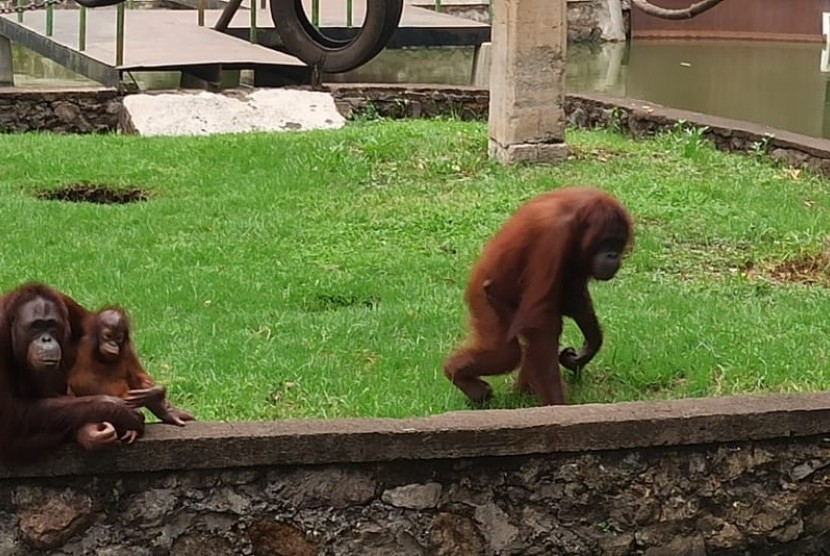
(68, 307, 193, 439)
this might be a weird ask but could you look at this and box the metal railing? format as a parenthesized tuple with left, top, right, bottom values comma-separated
(3, 0, 126, 63)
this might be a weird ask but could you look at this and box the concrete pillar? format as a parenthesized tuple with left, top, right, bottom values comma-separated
(488, 0, 568, 164)
(0, 35, 13, 87)
(602, 0, 627, 42)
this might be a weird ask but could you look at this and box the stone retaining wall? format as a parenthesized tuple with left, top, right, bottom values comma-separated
(3, 393, 830, 554)
(0, 88, 121, 134)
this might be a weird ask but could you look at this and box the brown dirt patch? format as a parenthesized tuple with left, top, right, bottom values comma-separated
(36, 183, 149, 204)
(758, 253, 830, 287)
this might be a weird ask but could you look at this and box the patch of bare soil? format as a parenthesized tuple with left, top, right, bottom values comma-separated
(757, 253, 830, 287)
(36, 183, 149, 204)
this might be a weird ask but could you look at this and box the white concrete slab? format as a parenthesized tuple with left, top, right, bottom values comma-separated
(123, 88, 346, 136)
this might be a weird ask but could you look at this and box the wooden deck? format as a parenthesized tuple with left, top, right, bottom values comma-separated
(0, 1, 490, 87)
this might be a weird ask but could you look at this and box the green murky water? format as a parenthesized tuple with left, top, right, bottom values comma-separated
(11, 39, 830, 139)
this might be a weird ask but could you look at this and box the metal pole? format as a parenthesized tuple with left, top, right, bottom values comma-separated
(346, 0, 352, 27)
(249, 0, 256, 43)
(46, 0, 54, 36)
(115, 1, 125, 66)
(198, 0, 205, 26)
(16, 0, 23, 23)
(311, 0, 318, 26)
(214, 0, 242, 31)
(435, 0, 441, 13)
(79, 6, 87, 50)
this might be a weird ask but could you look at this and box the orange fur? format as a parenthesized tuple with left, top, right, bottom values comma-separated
(68, 308, 151, 398)
(444, 187, 633, 406)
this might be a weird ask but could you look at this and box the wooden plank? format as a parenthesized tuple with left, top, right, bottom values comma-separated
(0, 2, 487, 82)
(0, 8, 305, 71)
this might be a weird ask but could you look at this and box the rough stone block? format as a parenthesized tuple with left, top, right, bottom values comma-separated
(489, 140, 570, 164)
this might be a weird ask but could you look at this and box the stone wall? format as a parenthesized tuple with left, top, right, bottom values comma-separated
(3, 393, 830, 554)
(0, 88, 121, 133)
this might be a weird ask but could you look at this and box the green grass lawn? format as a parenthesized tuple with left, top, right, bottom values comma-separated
(2, 119, 830, 421)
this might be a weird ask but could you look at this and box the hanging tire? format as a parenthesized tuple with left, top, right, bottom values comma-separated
(270, 0, 403, 73)
(74, 0, 126, 7)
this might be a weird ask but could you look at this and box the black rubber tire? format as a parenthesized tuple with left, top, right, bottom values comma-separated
(270, 0, 403, 73)
(293, 0, 349, 48)
(74, 0, 126, 7)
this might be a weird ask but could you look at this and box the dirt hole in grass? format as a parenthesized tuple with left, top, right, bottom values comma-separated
(36, 183, 149, 204)
(752, 253, 830, 287)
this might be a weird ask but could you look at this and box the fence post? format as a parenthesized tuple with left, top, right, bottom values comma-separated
(115, 1, 125, 65)
(78, 6, 87, 50)
(250, 0, 257, 43)
(46, 0, 54, 36)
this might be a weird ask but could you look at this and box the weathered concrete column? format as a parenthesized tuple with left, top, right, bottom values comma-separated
(0, 35, 13, 87)
(488, 0, 568, 164)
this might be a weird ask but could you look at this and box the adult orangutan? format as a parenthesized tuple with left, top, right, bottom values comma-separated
(68, 306, 194, 435)
(0, 283, 145, 464)
(443, 187, 633, 406)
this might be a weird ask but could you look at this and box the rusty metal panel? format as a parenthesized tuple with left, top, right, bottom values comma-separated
(632, 0, 830, 42)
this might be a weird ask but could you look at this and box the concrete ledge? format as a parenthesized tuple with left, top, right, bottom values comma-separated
(5, 391, 830, 479)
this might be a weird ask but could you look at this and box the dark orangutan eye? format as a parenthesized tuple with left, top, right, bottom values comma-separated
(30, 319, 57, 333)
